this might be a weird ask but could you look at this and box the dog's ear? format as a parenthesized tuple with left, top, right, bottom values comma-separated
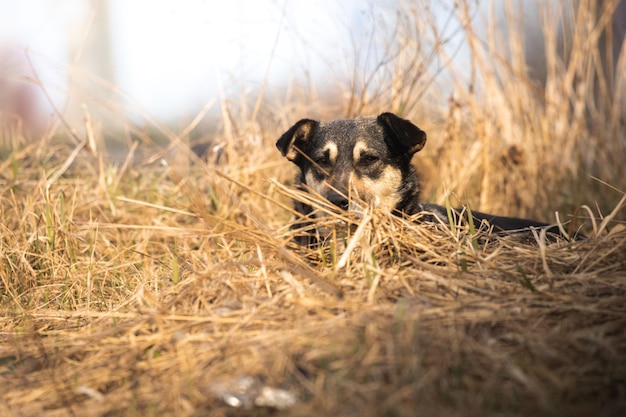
(276, 119, 319, 162)
(377, 112, 427, 156)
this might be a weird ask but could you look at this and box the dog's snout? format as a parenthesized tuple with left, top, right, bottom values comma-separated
(327, 191, 349, 210)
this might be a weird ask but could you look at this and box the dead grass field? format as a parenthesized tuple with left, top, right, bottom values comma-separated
(1, 1, 626, 416)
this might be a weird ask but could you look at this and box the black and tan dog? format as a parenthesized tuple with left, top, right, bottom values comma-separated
(276, 112, 571, 245)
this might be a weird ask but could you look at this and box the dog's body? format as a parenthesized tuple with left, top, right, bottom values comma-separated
(276, 112, 568, 244)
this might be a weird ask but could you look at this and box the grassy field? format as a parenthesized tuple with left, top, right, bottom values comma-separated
(1, 1, 625, 416)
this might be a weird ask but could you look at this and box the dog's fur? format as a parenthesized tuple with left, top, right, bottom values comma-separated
(276, 112, 569, 244)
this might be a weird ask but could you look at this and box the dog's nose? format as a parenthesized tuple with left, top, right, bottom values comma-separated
(327, 191, 349, 210)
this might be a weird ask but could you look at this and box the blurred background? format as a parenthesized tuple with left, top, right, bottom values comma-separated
(1, 0, 401, 133)
(3, 0, 622, 132)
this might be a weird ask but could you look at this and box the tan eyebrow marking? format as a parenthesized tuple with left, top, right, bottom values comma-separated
(353, 140, 373, 161)
(323, 142, 338, 163)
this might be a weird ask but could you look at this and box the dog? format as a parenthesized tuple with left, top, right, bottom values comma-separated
(276, 112, 575, 245)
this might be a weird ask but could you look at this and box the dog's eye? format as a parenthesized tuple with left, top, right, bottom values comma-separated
(360, 155, 379, 166)
(314, 156, 330, 166)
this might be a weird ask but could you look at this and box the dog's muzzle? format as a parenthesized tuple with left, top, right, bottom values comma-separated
(327, 190, 349, 211)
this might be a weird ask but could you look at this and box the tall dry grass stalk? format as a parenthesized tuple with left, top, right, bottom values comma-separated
(1, 0, 625, 416)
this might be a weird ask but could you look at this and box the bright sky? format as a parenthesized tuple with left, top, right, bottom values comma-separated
(107, 0, 356, 119)
(0, 0, 376, 122)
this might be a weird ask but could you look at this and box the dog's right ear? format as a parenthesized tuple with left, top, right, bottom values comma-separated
(276, 119, 319, 162)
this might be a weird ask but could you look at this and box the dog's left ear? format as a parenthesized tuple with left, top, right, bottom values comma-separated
(276, 119, 319, 162)
(377, 112, 427, 156)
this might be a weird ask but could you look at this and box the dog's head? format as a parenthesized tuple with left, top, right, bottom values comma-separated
(276, 112, 427, 213)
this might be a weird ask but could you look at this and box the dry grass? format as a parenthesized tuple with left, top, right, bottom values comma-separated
(2, 0, 626, 416)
